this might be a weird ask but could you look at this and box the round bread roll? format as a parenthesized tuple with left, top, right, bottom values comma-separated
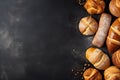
(83, 68, 102, 80)
(86, 47, 110, 70)
(112, 49, 120, 68)
(84, 0, 105, 14)
(104, 66, 120, 80)
(79, 16, 98, 36)
(109, 0, 120, 17)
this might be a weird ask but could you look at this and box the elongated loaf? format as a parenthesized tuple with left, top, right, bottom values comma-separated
(106, 18, 120, 54)
(92, 13, 112, 47)
(86, 47, 110, 70)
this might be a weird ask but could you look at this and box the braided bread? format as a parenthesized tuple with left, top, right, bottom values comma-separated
(86, 47, 110, 70)
(84, 0, 105, 14)
(106, 18, 120, 54)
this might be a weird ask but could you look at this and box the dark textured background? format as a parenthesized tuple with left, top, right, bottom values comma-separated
(0, 0, 111, 80)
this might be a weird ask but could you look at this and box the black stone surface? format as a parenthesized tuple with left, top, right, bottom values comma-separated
(0, 0, 111, 80)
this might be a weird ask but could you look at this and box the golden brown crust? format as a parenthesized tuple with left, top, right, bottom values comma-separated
(84, 0, 105, 14)
(109, 0, 120, 17)
(79, 16, 98, 36)
(104, 66, 120, 80)
(86, 47, 110, 70)
(83, 68, 102, 80)
(112, 49, 120, 68)
(106, 18, 120, 54)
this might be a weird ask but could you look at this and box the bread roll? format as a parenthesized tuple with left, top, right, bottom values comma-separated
(86, 47, 110, 70)
(92, 13, 112, 47)
(83, 68, 102, 80)
(109, 0, 120, 17)
(84, 0, 105, 14)
(79, 16, 98, 36)
(106, 18, 120, 54)
(112, 49, 120, 68)
(104, 66, 120, 80)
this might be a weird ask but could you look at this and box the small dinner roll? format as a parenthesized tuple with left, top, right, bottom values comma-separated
(84, 0, 105, 14)
(83, 68, 102, 80)
(109, 0, 120, 17)
(86, 47, 110, 70)
(104, 66, 120, 80)
(112, 49, 120, 68)
(79, 16, 98, 36)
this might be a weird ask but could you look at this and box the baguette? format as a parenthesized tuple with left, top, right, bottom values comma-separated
(92, 13, 112, 47)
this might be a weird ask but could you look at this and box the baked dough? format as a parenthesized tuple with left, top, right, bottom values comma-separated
(86, 47, 110, 70)
(112, 49, 120, 68)
(109, 0, 120, 17)
(104, 66, 120, 80)
(83, 68, 102, 80)
(84, 0, 105, 14)
(79, 16, 98, 36)
(106, 18, 120, 54)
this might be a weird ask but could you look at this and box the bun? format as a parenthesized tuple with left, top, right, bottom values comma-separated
(84, 0, 105, 14)
(109, 0, 120, 17)
(112, 49, 120, 68)
(86, 47, 110, 70)
(106, 18, 120, 54)
(79, 16, 98, 36)
(92, 13, 112, 47)
(104, 66, 120, 80)
(83, 68, 102, 80)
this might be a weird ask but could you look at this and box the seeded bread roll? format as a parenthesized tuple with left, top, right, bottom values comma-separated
(106, 18, 120, 54)
(104, 66, 120, 80)
(83, 68, 102, 80)
(79, 16, 98, 36)
(86, 47, 110, 70)
(112, 49, 120, 68)
(84, 0, 105, 14)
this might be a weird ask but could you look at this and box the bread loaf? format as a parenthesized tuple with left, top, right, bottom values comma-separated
(112, 49, 120, 68)
(84, 0, 105, 14)
(86, 47, 110, 70)
(104, 66, 120, 80)
(92, 13, 112, 47)
(79, 16, 98, 36)
(83, 68, 102, 80)
(109, 0, 120, 17)
(106, 18, 120, 54)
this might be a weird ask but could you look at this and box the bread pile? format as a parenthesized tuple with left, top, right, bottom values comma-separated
(78, 0, 120, 80)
